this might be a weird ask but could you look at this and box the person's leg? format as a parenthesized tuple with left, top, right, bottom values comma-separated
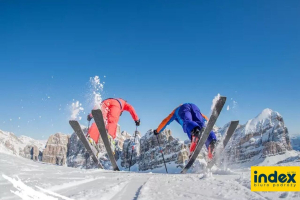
(190, 104, 206, 129)
(86, 102, 110, 145)
(190, 103, 217, 158)
(106, 104, 120, 139)
(179, 104, 204, 154)
(101, 102, 110, 126)
(205, 131, 217, 149)
(189, 128, 202, 154)
(205, 131, 217, 159)
(178, 104, 199, 140)
(87, 122, 100, 144)
(178, 105, 202, 154)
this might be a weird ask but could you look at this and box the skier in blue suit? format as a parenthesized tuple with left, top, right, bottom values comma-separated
(153, 103, 217, 158)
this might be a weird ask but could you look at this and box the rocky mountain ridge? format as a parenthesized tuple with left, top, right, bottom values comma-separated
(0, 130, 46, 161)
(0, 108, 297, 171)
(290, 135, 300, 151)
(222, 108, 292, 167)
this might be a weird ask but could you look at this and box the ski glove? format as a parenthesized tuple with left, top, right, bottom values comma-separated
(87, 114, 93, 121)
(153, 129, 159, 135)
(135, 119, 140, 126)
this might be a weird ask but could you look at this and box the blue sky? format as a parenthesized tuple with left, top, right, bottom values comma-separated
(0, 0, 299, 140)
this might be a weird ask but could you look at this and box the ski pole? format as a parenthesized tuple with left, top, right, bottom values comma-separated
(129, 126, 138, 172)
(126, 140, 131, 169)
(86, 121, 91, 137)
(156, 135, 168, 173)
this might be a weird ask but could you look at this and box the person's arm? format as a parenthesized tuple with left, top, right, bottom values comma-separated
(156, 109, 176, 133)
(123, 102, 139, 121)
(87, 104, 103, 121)
(201, 114, 209, 121)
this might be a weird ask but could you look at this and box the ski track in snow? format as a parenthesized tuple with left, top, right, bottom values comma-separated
(36, 186, 73, 200)
(137, 174, 265, 200)
(2, 174, 65, 200)
(47, 177, 106, 192)
(110, 176, 149, 200)
(1, 153, 300, 200)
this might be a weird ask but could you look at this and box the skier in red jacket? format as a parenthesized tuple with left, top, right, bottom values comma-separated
(87, 98, 140, 144)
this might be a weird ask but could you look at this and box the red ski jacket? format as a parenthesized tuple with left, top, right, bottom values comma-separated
(101, 98, 139, 121)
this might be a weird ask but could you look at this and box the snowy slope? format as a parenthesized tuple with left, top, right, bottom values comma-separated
(1, 152, 300, 200)
(235, 155, 300, 200)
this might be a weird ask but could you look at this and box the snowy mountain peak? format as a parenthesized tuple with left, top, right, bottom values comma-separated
(260, 107, 273, 115)
(224, 108, 293, 167)
(243, 108, 282, 136)
(258, 108, 281, 119)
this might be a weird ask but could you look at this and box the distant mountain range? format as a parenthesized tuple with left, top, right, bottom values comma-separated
(0, 108, 299, 173)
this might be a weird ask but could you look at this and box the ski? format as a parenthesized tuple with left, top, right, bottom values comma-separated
(206, 120, 239, 169)
(69, 120, 103, 169)
(181, 96, 226, 174)
(92, 109, 120, 171)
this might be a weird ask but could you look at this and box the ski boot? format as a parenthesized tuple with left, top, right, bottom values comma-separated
(86, 135, 100, 158)
(207, 140, 216, 159)
(87, 135, 97, 147)
(189, 127, 204, 158)
(108, 135, 116, 155)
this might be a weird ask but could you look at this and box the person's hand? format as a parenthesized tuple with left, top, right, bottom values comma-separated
(87, 114, 93, 121)
(153, 129, 159, 135)
(135, 119, 140, 126)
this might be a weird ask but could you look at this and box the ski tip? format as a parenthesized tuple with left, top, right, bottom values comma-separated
(214, 96, 226, 108)
(230, 121, 239, 128)
(92, 109, 101, 112)
(69, 120, 79, 126)
(92, 109, 102, 115)
(220, 96, 227, 101)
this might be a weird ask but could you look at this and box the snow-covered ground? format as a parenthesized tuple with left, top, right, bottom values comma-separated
(227, 150, 299, 169)
(1, 153, 300, 200)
